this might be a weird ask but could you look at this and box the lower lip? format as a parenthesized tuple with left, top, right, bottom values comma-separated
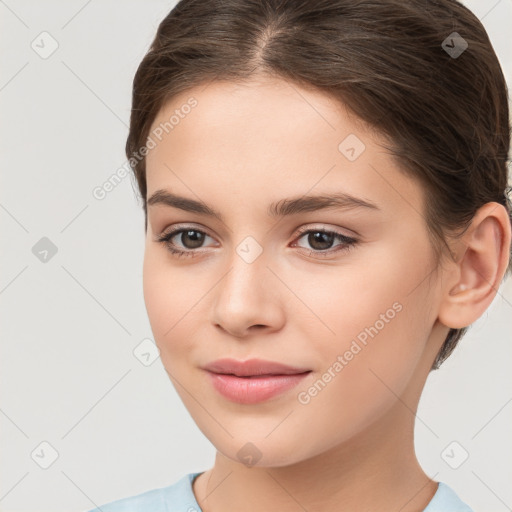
(206, 371, 311, 404)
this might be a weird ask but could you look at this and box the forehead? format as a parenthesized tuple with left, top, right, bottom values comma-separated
(148, 77, 363, 148)
(145, 78, 423, 219)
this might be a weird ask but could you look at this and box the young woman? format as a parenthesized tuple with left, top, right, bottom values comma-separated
(88, 0, 512, 510)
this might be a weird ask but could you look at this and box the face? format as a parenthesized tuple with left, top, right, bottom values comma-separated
(143, 76, 446, 467)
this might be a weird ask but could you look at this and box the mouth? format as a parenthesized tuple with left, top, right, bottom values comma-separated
(214, 372, 311, 378)
(205, 371, 311, 404)
(202, 358, 312, 404)
(202, 357, 311, 377)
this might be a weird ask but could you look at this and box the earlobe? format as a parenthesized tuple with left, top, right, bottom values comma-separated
(438, 202, 511, 330)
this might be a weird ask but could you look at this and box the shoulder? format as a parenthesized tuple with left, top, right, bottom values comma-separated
(423, 481, 475, 512)
(84, 472, 203, 512)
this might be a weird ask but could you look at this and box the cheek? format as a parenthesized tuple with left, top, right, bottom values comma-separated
(142, 248, 192, 355)
(297, 244, 434, 405)
(294, 244, 430, 350)
(142, 246, 216, 380)
(142, 248, 170, 337)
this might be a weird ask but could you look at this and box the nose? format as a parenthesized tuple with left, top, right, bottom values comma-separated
(211, 248, 286, 339)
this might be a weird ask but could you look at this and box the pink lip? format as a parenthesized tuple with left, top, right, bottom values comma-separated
(202, 358, 312, 404)
(202, 358, 311, 377)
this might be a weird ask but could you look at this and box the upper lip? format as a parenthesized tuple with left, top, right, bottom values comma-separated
(202, 358, 311, 377)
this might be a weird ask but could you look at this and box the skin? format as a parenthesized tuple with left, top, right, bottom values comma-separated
(142, 76, 511, 512)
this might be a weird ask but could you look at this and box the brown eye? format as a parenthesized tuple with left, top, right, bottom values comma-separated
(305, 231, 335, 251)
(177, 230, 206, 249)
(293, 228, 358, 258)
(156, 227, 215, 258)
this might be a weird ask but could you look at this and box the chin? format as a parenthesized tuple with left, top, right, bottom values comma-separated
(210, 434, 314, 470)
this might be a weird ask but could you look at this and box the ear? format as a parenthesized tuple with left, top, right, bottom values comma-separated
(438, 202, 512, 330)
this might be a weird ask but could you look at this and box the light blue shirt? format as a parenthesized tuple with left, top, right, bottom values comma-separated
(85, 472, 475, 511)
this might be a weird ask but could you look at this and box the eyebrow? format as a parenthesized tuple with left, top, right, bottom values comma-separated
(147, 189, 380, 222)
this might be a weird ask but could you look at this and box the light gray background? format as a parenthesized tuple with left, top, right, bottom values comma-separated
(1, 1, 511, 511)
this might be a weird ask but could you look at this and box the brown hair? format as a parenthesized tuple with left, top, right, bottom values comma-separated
(126, 0, 512, 370)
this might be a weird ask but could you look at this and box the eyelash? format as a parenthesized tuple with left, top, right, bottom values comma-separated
(156, 225, 358, 259)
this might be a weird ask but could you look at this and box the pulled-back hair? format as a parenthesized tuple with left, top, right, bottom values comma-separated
(126, 0, 512, 370)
